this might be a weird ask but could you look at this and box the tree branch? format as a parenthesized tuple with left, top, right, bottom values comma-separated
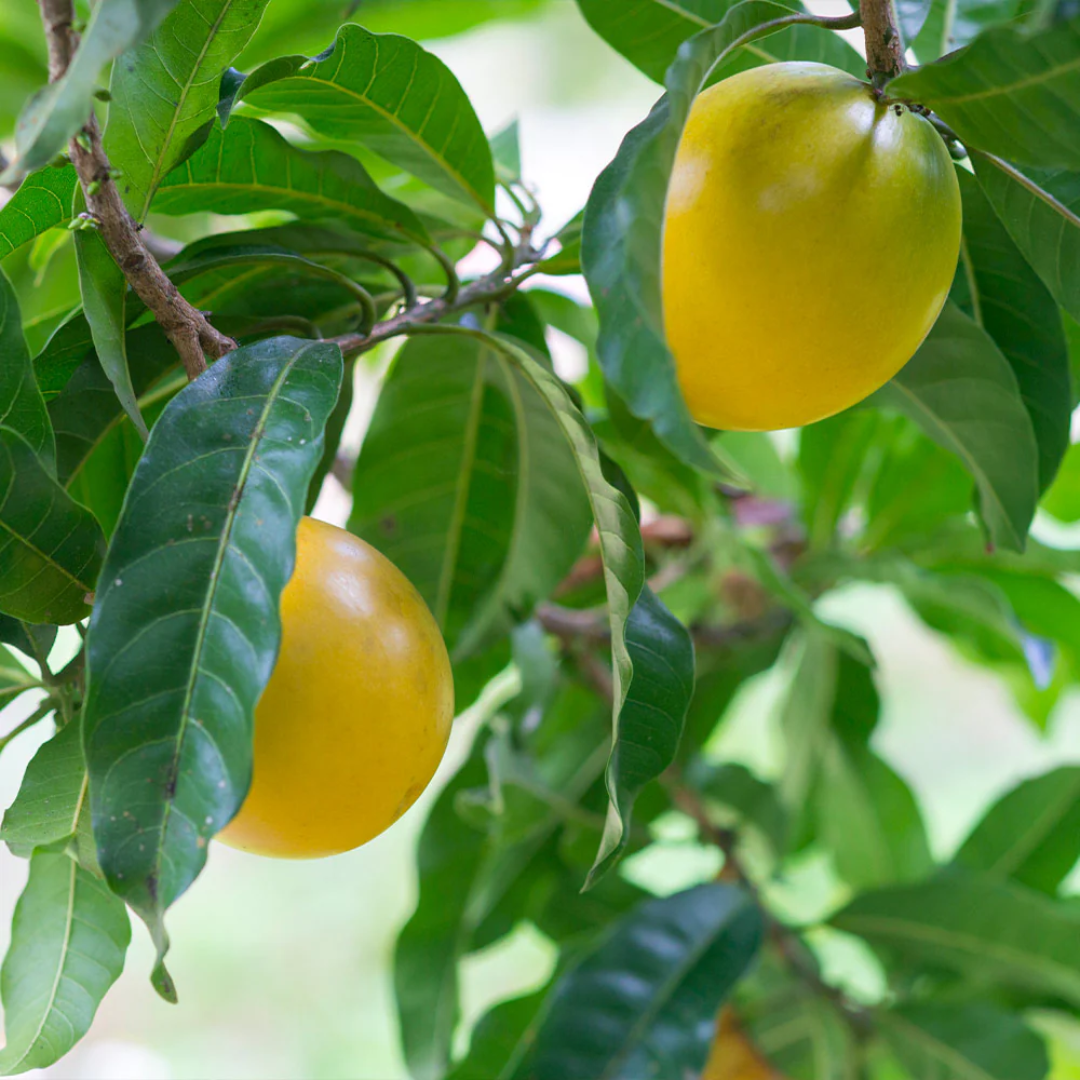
(37, 0, 235, 381)
(860, 0, 906, 88)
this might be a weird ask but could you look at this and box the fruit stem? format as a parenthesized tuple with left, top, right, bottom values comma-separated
(860, 0, 906, 90)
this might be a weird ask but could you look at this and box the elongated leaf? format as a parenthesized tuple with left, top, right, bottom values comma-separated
(956, 169, 1070, 491)
(154, 116, 430, 245)
(73, 224, 148, 440)
(880, 1002, 1049, 1079)
(525, 883, 762, 1080)
(0, 426, 104, 624)
(955, 767, 1080, 894)
(104, 0, 270, 220)
(889, 16, 1080, 170)
(875, 301, 1039, 551)
(449, 988, 551, 1080)
(1, 721, 85, 858)
(349, 333, 592, 659)
(582, 1, 808, 477)
(0, 167, 77, 262)
(973, 158, 1080, 324)
(236, 24, 495, 213)
(82, 336, 342, 989)
(746, 990, 856, 1077)
(0, 617, 55, 663)
(832, 868, 1080, 1006)
(0, 649, 39, 710)
(0, 269, 53, 471)
(2, 0, 181, 184)
(0, 851, 129, 1075)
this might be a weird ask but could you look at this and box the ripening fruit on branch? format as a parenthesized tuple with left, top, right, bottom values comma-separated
(662, 61, 961, 432)
(701, 1009, 779, 1079)
(218, 517, 454, 858)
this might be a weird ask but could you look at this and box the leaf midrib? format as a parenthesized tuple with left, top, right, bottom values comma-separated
(988, 771, 1080, 878)
(884, 1012, 995, 1080)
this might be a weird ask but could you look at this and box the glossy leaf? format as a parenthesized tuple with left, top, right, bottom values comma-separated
(0, 268, 54, 470)
(956, 168, 1070, 491)
(2, 0, 181, 184)
(0, 851, 130, 1075)
(0, 167, 77, 263)
(876, 301, 1039, 552)
(349, 333, 592, 659)
(154, 117, 431, 246)
(582, 1, 808, 478)
(237, 23, 496, 212)
(82, 336, 342, 988)
(525, 883, 763, 1080)
(880, 1002, 1050, 1079)
(104, 0, 271, 220)
(833, 868, 1080, 1006)
(0, 616, 56, 663)
(889, 16, 1080, 170)
(955, 767, 1080, 894)
(0, 426, 104, 624)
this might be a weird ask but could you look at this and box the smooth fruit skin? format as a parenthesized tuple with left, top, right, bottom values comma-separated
(218, 517, 454, 858)
(662, 61, 961, 432)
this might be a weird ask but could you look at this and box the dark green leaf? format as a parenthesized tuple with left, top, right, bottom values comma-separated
(237, 23, 496, 213)
(104, 0, 271, 220)
(955, 767, 1080, 894)
(688, 762, 788, 854)
(956, 168, 1069, 491)
(0, 167, 77, 262)
(82, 336, 342, 985)
(0, 426, 104, 624)
(889, 16, 1080, 170)
(525, 883, 763, 1080)
(2, 0, 182, 184)
(538, 212, 584, 276)
(0, 616, 56, 662)
(875, 301, 1039, 551)
(0, 851, 129, 1075)
(449, 987, 551, 1080)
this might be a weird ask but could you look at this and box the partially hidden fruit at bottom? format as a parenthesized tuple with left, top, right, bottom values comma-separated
(662, 61, 961, 432)
(218, 517, 454, 858)
(701, 1009, 779, 1080)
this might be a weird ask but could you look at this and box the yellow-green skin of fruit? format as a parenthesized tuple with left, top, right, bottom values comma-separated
(218, 517, 454, 858)
(662, 61, 962, 432)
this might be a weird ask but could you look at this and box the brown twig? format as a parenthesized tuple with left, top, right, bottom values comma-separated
(37, 0, 235, 381)
(860, 0, 906, 88)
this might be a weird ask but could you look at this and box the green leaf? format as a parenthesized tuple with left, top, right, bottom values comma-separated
(955, 767, 1080, 894)
(2, 0, 182, 184)
(448, 987, 551, 1080)
(0, 268, 54, 471)
(153, 116, 432, 245)
(973, 158, 1080, 325)
(73, 224, 148, 441)
(0, 616, 55, 663)
(705, 20, 866, 81)
(0, 851, 130, 1075)
(0, 426, 104, 624)
(745, 989, 856, 1078)
(687, 762, 788, 854)
(104, 0, 270, 220)
(832, 867, 1080, 1007)
(875, 301, 1039, 552)
(582, 1, 810, 478)
(348, 332, 592, 659)
(880, 1002, 1049, 1079)
(236, 23, 496, 213)
(888, 16, 1080, 170)
(0, 167, 77, 262)
(524, 883, 763, 1080)
(490, 120, 521, 182)
(1, 721, 86, 858)
(82, 336, 342, 987)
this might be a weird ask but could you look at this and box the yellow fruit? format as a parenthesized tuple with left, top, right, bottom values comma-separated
(701, 1010, 778, 1080)
(218, 517, 454, 858)
(662, 61, 961, 432)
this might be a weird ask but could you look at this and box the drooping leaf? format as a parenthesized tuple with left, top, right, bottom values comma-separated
(875, 301, 1039, 551)
(0, 426, 104, 624)
(912, 0, 1030, 60)
(82, 336, 342, 989)
(524, 883, 763, 1080)
(104, 0, 271, 220)
(879, 1002, 1050, 1079)
(0, 851, 130, 1075)
(0, 616, 56, 663)
(490, 119, 521, 182)
(236, 23, 496, 213)
(0, 268, 54, 471)
(832, 867, 1080, 1007)
(153, 116, 432, 246)
(954, 767, 1080, 894)
(2, 0, 182, 184)
(888, 16, 1080, 170)
(0, 167, 77, 263)
(448, 987, 551, 1080)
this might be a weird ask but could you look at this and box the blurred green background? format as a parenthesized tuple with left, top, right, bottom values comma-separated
(3, 1, 1080, 1076)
